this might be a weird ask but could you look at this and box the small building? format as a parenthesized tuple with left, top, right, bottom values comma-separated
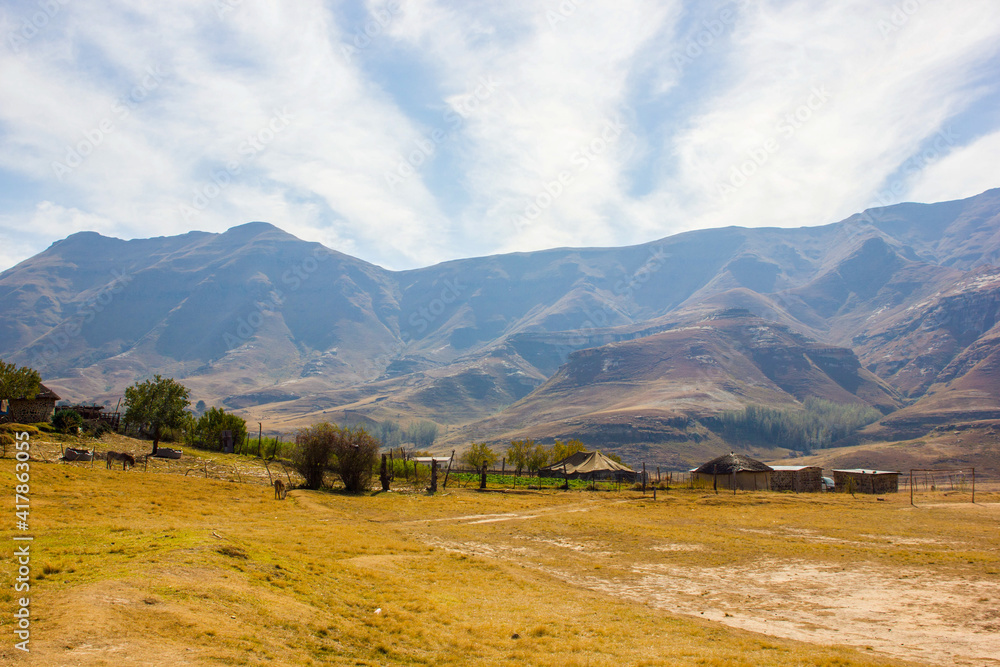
(4, 384, 61, 423)
(833, 469, 899, 494)
(66, 404, 121, 431)
(692, 452, 772, 491)
(770, 465, 824, 492)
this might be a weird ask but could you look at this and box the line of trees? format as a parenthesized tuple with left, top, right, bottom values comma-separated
(714, 398, 883, 452)
(371, 419, 438, 449)
(461, 438, 620, 476)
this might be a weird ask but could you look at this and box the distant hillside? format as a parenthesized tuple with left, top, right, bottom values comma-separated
(438, 313, 902, 466)
(3, 188, 1000, 465)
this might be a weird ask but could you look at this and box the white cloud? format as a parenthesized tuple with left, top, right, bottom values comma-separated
(662, 0, 1000, 232)
(905, 129, 1000, 203)
(0, 0, 998, 273)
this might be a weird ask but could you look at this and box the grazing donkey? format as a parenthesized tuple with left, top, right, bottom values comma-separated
(274, 479, 286, 500)
(106, 451, 135, 470)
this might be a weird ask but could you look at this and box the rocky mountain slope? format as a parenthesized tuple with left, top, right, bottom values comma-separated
(2, 188, 1000, 463)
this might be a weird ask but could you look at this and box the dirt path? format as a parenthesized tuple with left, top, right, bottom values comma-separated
(405, 502, 1000, 667)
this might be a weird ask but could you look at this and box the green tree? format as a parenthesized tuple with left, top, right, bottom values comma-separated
(406, 420, 439, 449)
(715, 398, 882, 451)
(461, 442, 498, 469)
(506, 439, 534, 476)
(52, 409, 83, 434)
(373, 419, 403, 448)
(550, 438, 586, 465)
(193, 407, 247, 452)
(0, 359, 41, 400)
(525, 441, 549, 489)
(123, 375, 190, 454)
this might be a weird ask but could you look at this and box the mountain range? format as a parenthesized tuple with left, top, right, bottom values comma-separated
(3, 188, 1000, 466)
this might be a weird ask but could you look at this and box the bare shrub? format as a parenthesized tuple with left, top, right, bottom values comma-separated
(292, 423, 339, 490)
(292, 423, 380, 492)
(332, 427, 380, 493)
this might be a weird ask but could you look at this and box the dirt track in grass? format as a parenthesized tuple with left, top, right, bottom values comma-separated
(401, 494, 1000, 666)
(7, 434, 998, 665)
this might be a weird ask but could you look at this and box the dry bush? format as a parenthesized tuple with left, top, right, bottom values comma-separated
(292, 423, 339, 490)
(331, 427, 380, 493)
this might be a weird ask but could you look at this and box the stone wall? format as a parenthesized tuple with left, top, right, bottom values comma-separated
(8, 399, 56, 424)
(771, 467, 823, 492)
(833, 470, 899, 494)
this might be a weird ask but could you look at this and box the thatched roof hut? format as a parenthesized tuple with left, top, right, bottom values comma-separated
(693, 452, 772, 492)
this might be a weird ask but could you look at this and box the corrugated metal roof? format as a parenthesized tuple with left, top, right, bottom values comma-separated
(833, 469, 899, 475)
(413, 456, 452, 464)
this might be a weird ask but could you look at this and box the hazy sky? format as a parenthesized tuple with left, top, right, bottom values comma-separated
(1, 0, 998, 272)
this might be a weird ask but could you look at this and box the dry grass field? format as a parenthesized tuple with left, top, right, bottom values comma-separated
(2, 433, 998, 666)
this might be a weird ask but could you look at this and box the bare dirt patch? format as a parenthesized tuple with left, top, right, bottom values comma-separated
(412, 496, 1000, 666)
(603, 560, 1000, 666)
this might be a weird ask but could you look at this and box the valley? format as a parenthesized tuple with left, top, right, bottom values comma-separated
(3, 190, 1000, 469)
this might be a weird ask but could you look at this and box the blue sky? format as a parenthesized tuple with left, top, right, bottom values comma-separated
(1, 0, 998, 272)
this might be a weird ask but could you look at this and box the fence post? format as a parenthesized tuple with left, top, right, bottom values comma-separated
(443, 451, 455, 488)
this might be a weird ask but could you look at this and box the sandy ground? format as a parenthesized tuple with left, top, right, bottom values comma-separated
(413, 502, 1000, 667)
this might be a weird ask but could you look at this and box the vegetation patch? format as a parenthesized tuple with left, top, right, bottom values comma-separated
(712, 398, 883, 452)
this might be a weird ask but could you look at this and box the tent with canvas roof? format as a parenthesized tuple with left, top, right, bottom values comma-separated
(539, 450, 637, 482)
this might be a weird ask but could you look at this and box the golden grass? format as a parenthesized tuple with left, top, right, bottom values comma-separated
(2, 437, 995, 665)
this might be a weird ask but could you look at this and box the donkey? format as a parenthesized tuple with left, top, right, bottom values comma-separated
(107, 451, 135, 470)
